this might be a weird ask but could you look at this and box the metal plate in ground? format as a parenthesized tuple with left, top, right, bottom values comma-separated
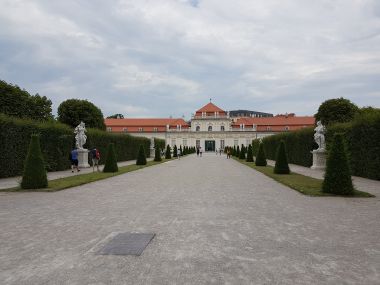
(96, 233, 155, 256)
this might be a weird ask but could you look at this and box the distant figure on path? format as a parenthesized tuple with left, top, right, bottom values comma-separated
(219, 148, 222, 155)
(90, 148, 100, 172)
(199, 147, 203, 157)
(227, 148, 231, 159)
(177, 148, 181, 159)
(197, 147, 200, 157)
(70, 148, 80, 173)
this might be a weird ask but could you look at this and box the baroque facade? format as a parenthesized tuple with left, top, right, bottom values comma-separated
(105, 102, 315, 151)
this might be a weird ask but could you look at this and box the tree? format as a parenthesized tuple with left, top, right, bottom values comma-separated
(154, 144, 162, 162)
(0, 80, 53, 121)
(274, 140, 290, 174)
(107, 114, 124, 119)
(255, 143, 267, 166)
(179, 145, 183, 156)
(246, 144, 254, 162)
(103, 143, 118, 172)
(165, 144, 171, 159)
(322, 134, 354, 195)
(57, 99, 106, 130)
(21, 134, 48, 189)
(136, 144, 147, 165)
(236, 145, 240, 157)
(173, 145, 178, 157)
(315, 97, 359, 126)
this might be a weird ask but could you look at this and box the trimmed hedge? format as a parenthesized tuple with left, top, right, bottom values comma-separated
(0, 114, 151, 178)
(257, 127, 317, 167)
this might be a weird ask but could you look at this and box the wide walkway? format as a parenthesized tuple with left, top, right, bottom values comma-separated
(0, 154, 379, 284)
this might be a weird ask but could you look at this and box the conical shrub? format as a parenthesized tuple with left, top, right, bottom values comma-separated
(103, 143, 118, 172)
(154, 145, 162, 162)
(255, 143, 267, 166)
(165, 144, 171, 159)
(136, 144, 147, 165)
(239, 145, 246, 159)
(236, 145, 240, 157)
(173, 145, 178, 157)
(233, 146, 236, 156)
(322, 133, 354, 195)
(246, 144, 254, 162)
(274, 140, 290, 174)
(21, 134, 48, 189)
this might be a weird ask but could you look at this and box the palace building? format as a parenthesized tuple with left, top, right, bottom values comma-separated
(105, 102, 315, 151)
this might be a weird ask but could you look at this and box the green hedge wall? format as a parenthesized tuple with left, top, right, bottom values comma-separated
(257, 127, 317, 167)
(85, 129, 150, 165)
(0, 114, 152, 178)
(327, 112, 380, 180)
(0, 114, 72, 178)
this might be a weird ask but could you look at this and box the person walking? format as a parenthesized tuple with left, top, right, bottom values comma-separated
(70, 148, 80, 173)
(227, 148, 231, 159)
(90, 148, 100, 172)
(177, 148, 181, 159)
(197, 147, 200, 157)
(199, 146, 203, 157)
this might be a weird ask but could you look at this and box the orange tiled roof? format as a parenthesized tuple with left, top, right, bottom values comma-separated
(233, 116, 315, 126)
(105, 118, 189, 127)
(196, 102, 225, 113)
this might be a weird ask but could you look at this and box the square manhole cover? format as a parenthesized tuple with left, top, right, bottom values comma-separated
(97, 233, 155, 256)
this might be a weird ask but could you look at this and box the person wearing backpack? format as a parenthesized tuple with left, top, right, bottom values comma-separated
(91, 148, 100, 172)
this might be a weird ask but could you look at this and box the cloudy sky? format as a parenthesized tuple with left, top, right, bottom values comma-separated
(1, 0, 379, 118)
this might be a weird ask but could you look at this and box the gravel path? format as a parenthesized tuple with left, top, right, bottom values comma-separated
(0, 154, 379, 284)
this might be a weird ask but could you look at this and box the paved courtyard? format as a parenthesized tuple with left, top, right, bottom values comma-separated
(0, 154, 379, 284)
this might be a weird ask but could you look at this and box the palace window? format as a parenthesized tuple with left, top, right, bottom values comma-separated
(138, 127, 143, 132)
(107, 127, 112, 132)
(196, 126, 200, 132)
(171, 139, 176, 146)
(284, 126, 289, 131)
(153, 127, 158, 132)
(220, 140, 225, 149)
(123, 128, 128, 132)
(266, 126, 271, 131)
(183, 139, 187, 146)
(221, 125, 225, 131)
(234, 139, 238, 146)
(196, 140, 200, 148)
(208, 126, 212, 132)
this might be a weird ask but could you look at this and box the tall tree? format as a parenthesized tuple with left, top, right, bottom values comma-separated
(0, 80, 52, 121)
(107, 114, 124, 119)
(315, 97, 359, 126)
(58, 99, 106, 130)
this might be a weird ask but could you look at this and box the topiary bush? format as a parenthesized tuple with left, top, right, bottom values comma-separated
(236, 145, 240, 158)
(173, 145, 178, 157)
(103, 143, 118, 172)
(239, 145, 246, 160)
(255, 142, 267, 166)
(136, 144, 147, 165)
(165, 144, 171, 159)
(21, 134, 48, 189)
(246, 144, 254, 162)
(322, 133, 354, 195)
(154, 145, 162, 162)
(274, 140, 290, 174)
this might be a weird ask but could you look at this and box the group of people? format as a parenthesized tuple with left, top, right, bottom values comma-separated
(69, 148, 101, 173)
(196, 146, 203, 157)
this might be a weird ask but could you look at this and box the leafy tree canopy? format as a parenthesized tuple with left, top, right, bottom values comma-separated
(315, 97, 359, 126)
(58, 99, 106, 130)
(0, 80, 53, 121)
(107, 114, 124, 119)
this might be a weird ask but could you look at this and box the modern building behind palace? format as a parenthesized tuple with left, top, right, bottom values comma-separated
(105, 102, 315, 151)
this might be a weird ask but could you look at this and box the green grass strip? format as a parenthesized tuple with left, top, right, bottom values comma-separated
(1, 159, 171, 192)
(234, 158, 374, 197)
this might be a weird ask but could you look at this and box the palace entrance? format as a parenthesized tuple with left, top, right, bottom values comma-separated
(205, 140, 215, 152)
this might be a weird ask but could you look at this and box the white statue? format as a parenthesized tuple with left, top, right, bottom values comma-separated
(314, 121, 326, 150)
(74, 121, 87, 149)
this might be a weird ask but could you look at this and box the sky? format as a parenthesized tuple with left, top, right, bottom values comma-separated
(0, 0, 379, 118)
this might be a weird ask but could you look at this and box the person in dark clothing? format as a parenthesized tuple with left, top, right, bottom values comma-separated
(70, 148, 80, 173)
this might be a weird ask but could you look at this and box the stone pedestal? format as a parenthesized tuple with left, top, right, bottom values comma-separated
(78, 149, 90, 168)
(150, 147, 155, 158)
(311, 149, 326, 170)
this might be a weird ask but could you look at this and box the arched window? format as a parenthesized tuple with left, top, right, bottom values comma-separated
(208, 126, 212, 132)
(196, 126, 200, 131)
(221, 126, 225, 131)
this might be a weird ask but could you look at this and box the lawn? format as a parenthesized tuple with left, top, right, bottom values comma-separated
(1, 159, 170, 192)
(234, 158, 374, 197)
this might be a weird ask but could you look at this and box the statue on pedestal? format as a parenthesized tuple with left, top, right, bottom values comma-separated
(314, 121, 326, 150)
(74, 121, 87, 149)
